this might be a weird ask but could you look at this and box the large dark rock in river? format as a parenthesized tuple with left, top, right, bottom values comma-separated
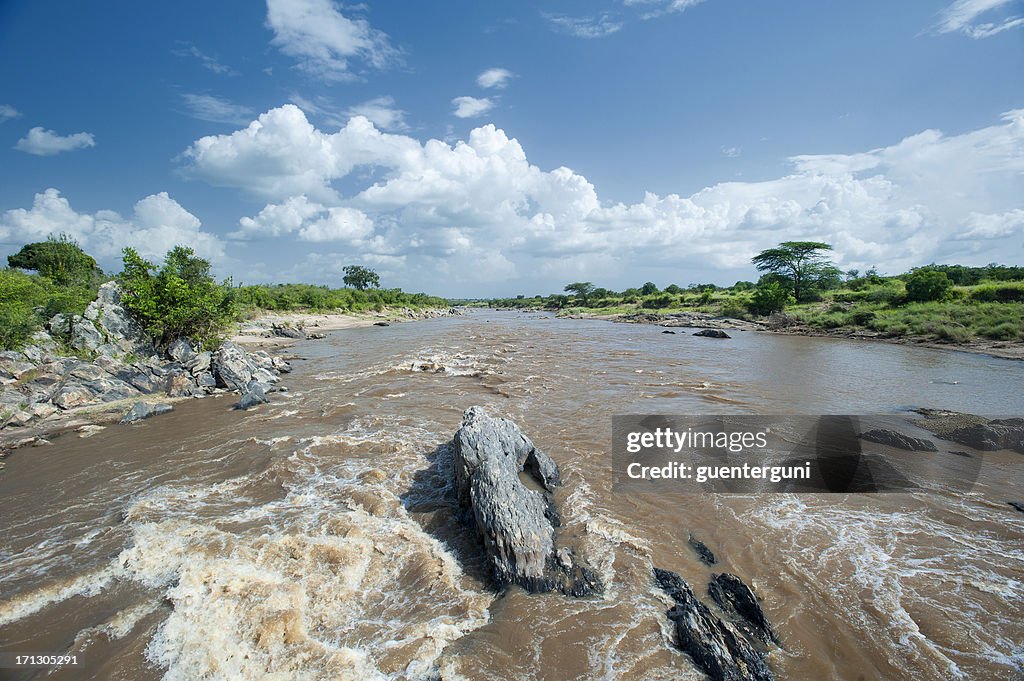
(688, 533, 717, 565)
(708, 573, 778, 647)
(859, 428, 937, 452)
(654, 568, 773, 681)
(948, 419, 1024, 453)
(452, 406, 601, 596)
(694, 329, 731, 339)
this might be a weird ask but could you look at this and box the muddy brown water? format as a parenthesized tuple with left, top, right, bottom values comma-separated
(1, 310, 1022, 681)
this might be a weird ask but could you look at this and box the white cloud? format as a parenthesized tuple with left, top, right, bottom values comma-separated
(172, 43, 238, 75)
(180, 105, 1024, 288)
(0, 105, 19, 124)
(344, 96, 408, 131)
(477, 68, 513, 89)
(0, 189, 225, 265)
(232, 195, 374, 243)
(624, 0, 707, 19)
(181, 93, 255, 125)
(265, 0, 398, 81)
(14, 127, 96, 156)
(451, 96, 494, 119)
(721, 146, 742, 158)
(543, 12, 624, 38)
(934, 0, 1024, 38)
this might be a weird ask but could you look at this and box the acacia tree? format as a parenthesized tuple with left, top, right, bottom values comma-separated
(751, 241, 838, 302)
(564, 282, 595, 306)
(342, 265, 380, 291)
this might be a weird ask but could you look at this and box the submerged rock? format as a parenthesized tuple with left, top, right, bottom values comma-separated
(688, 533, 717, 565)
(121, 401, 173, 423)
(451, 406, 600, 596)
(860, 428, 938, 452)
(1007, 501, 1024, 514)
(653, 567, 773, 681)
(694, 329, 731, 339)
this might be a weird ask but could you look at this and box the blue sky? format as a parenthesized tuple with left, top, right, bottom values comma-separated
(0, 0, 1022, 297)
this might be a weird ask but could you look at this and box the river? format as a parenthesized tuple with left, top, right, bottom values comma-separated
(1, 310, 1022, 680)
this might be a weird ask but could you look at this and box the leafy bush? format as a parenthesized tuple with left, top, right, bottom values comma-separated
(7, 234, 104, 288)
(0, 270, 49, 349)
(118, 246, 236, 349)
(904, 269, 952, 302)
(747, 281, 791, 315)
(641, 294, 675, 309)
(969, 282, 1024, 303)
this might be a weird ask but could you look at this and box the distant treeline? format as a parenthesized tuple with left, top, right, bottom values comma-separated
(484, 244, 1024, 343)
(0, 235, 447, 351)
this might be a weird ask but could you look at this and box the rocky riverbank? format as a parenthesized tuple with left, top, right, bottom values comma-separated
(0, 282, 292, 456)
(555, 309, 1024, 360)
(231, 307, 462, 349)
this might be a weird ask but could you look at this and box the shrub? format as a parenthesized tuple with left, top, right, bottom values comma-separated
(969, 282, 1024, 303)
(642, 294, 675, 309)
(747, 281, 791, 315)
(118, 246, 236, 349)
(904, 269, 952, 303)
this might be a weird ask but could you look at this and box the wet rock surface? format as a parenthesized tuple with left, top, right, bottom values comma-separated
(694, 329, 732, 339)
(689, 533, 717, 565)
(451, 406, 601, 597)
(708, 573, 778, 648)
(860, 428, 938, 452)
(654, 567, 774, 681)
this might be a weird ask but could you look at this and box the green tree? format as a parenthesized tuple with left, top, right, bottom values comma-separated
(7, 234, 103, 287)
(564, 282, 595, 306)
(343, 265, 380, 291)
(904, 268, 952, 303)
(0, 269, 48, 349)
(751, 241, 838, 302)
(118, 246, 236, 349)
(747, 280, 792, 315)
(664, 284, 682, 294)
(640, 281, 659, 295)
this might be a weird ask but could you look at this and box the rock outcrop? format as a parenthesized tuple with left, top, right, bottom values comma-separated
(859, 428, 938, 452)
(948, 419, 1024, 453)
(451, 406, 602, 597)
(708, 573, 778, 647)
(694, 329, 732, 339)
(1, 283, 292, 435)
(654, 567, 774, 681)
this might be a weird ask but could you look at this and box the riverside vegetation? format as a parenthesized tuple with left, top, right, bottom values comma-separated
(0, 234, 449, 437)
(484, 242, 1024, 346)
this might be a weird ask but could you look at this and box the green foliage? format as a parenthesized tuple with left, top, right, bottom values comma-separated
(751, 241, 838, 302)
(641, 293, 675, 309)
(118, 246, 236, 349)
(904, 268, 952, 302)
(664, 284, 682, 294)
(640, 282, 659, 295)
(747, 281, 791, 315)
(968, 281, 1024, 303)
(235, 282, 446, 314)
(0, 269, 49, 349)
(7, 234, 104, 288)
(342, 265, 380, 291)
(564, 282, 596, 306)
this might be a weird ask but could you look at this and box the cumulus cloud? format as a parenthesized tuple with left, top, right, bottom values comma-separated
(232, 195, 374, 243)
(0, 189, 225, 265)
(265, 0, 398, 80)
(477, 68, 513, 89)
(543, 12, 624, 38)
(934, 0, 1024, 38)
(179, 104, 1024, 288)
(451, 96, 494, 119)
(344, 96, 408, 131)
(181, 93, 255, 125)
(15, 127, 96, 156)
(0, 105, 19, 123)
